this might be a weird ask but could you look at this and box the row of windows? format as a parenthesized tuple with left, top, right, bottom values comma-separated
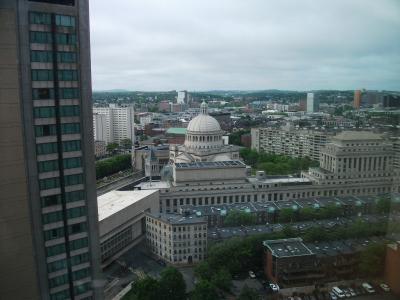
(42, 205, 86, 224)
(39, 173, 83, 190)
(40, 190, 85, 207)
(31, 69, 78, 81)
(46, 238, 88, 257)
(47, 251, 91, 274)
(32, 88, 79, 100)
(36, 140, 81, 155)
(38, 157, 82, 174)
(34, 106, 80, 118)
(30, 12, 76, 27)
(30, 31, 77, 45)
(35, 123, 81, 137)
(31, 50, 77, 63)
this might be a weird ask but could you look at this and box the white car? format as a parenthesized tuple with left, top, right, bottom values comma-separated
(248, 271, 256, 278)
(269, 283, 280, 292)
(348, 288, 356, 297)
(329, 292, 338, 300)
(380, 283, 390, 292)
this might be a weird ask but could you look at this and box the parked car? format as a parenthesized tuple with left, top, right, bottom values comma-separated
(248, 270, 256, 278)
(332, 287, 345, 299)
(329, 292, 338, 300)
(270, 283, 280, 292)
(348, 288, 356, 297)
(362, 282, 375, 294)
(380, 283, 391, 292)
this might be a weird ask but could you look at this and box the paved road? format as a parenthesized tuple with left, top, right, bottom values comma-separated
(97, 171, 144, 196)
(351, 294, 399, 300)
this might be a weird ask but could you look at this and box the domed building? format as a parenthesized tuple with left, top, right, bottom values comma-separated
(170, 102, 240, 163)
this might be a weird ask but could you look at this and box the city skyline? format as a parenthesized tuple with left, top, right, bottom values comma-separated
(90, 0, 400, 91)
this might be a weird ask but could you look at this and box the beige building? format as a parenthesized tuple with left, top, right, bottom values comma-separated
(97, 190, 159, 267)
(146, 213, 207, 265)
(137, 131, 399, 214)
(94, 140, 107, 158)
(251, 126, 332, 161)
(170, 102, 240, 163)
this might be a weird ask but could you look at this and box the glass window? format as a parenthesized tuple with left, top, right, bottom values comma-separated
(55, 15, 76, 27)
(59, 88, 79, 99)
(39, 177, 60, 190)
(57, 51, 77, 63)
(29, 12, 51, 25)
(47, 259, 67, 273)
(68, 222, 87, 235)
(62, 140, 81, 152)
(38, 160, 59, 172)
(34, 107, 56, 118)
(42, 210, 63, 224)
(32, 88, 54, 100)
(46, 243, 66, 257)
(64, 174, 83, 186)
(31, 50, 53, 62)
(36, 142, 58, 155)
(72, 268, 90, 281)
(44, 227, 65, 241)
(41, 194, 62, 207)
(49, 274, 68, 288)
(61, 123, 80, 134)
(50, 289, 70, 300)
(55, 33, 77, 45)
(63, 157, 82, 169)
(70, 252, 89, 266)
(74, 282, 91, 295)
(60, 105, 80, 117)
(35, 124, 57, 137)
(67, 206, 86, 219)
(30, 31, 52, 44)
(69, 237, 88, 251)
(32, 69, 53, 81)
(65, 190, 84, 203)
(58, 70, 78, 81)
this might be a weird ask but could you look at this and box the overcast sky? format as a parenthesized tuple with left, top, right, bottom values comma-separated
(89, 0, 400, 91)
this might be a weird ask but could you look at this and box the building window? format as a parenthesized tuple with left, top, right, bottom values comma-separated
(50, 289, 70, 300)
(29, 12, 51, 25)
(55, 14, 76, 27)
(41, 194, 62, 207)
(70, 252, 89, 266)
(31, 50, 53, 62)
(32, 69, 53, 81)
(59, 105, 80, 117)
(58, 70, 78, 81)
(30, 31, 52, 44)
(63, 157, 82, 169)
(59, 88, 79, 99)
(35, 124, 57, 137)
(74, 282, 91, 295)
(64, 173, 83, 186)
(69, 237, 88, 251)
(48, 274, 68, 288)
(44, 227, 65, 241)
(67, 206, 86, 219)
(72, 268, 90, 281)
(36, 142, 58, 155)
(65, 190, 85, 202)
(57, 51, 77, 63)
(32, 88, 54, 100)
(38, 160, 59, 172)
(34, 107, 56, 118)
(42, 210, 63, 224)
(62, 140, 81, 152)
(46, 243, 66, 257)
(39, 177, 60, 190)
(55, 33, 77, 45)
(47, 259, 67, 273)
(68, 222, 87, 235)
(61, 123, 80, 134)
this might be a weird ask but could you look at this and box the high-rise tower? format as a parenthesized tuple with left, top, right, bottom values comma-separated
(0, 1, 103, 299)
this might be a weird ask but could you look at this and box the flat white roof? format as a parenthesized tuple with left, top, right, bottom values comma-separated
(135, 181, 171, 190)
(97, 190, 158, 221)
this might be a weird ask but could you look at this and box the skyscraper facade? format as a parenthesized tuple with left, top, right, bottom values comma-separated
(353, 89, 362, 109)
(0, 1, 103, 299)
(306, 92, 319, 113)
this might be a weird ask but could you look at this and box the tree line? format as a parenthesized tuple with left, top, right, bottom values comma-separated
(95, 154, 131, 179)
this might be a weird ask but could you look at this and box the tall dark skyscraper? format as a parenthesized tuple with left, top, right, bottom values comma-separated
(0, 1, 103, 299)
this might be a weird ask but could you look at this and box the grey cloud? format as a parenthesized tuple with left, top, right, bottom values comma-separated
(89, 0, 400, 91)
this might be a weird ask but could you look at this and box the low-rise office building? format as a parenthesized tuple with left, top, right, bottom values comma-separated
(263, 236, 388, 287)
(98, 190, 159, 267)
(145, 212, 207, 265)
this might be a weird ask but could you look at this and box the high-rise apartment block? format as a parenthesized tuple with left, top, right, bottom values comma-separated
(251, 126, 331, 161)
(93, 104, 134, 145)
(353, 89, 362, 109)
(177, 90, 189, 104)
(306, 92, 319, 113)
(0, 1, 102, 299)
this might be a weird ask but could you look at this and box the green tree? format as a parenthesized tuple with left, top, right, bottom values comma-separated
(358, 243, 387, 277)
(211, 268, 232, 292)
(194, 261, 213, 281)
(376, 197, 391, 214)
(321, 203, 341, 219)
(191, 280, 218, 300)
(158, 267, 186, 300)
(106, 142, 119, 154)
(278, 208, 295, 223)
(300, 207, 318, 221)
(127, 276, 159, 300)
(224, 210, 256, 226)
(95, 154, 131, 179)
(238, 285, 260, 300)
(120, 138, 132, 149)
